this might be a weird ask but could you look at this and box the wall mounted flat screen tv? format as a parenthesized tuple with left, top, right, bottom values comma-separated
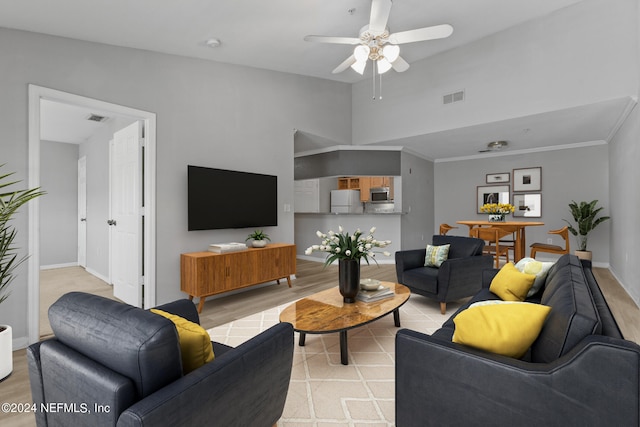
(188, 165, 278, 231)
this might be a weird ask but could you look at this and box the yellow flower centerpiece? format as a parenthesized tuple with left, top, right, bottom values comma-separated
(480, 203, 515, 222)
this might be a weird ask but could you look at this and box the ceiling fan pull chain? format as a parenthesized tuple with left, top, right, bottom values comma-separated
(372, 62, 376, 100)
(379, 73, 383, 100)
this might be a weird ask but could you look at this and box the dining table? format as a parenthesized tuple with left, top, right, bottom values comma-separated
(456, 220, 545, 262)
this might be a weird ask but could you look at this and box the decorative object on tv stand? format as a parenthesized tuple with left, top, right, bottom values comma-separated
(563, 200, 610, 261)
(305, 226, 391, 303)
(0, 165, 45, 380)
(246, 229, 270, 248)
(480, 203, 515, 222)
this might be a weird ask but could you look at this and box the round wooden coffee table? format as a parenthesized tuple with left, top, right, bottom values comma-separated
(279, 282, 410, 365)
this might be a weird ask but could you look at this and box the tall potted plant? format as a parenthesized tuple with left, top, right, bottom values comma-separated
(0, 166, 45, 380)
(563, 200, 609, 261)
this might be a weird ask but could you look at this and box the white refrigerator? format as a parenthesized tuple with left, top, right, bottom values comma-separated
(330, 190, 363, 214)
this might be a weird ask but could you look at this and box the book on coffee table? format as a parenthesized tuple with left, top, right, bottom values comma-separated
(357, 285, 394, 303)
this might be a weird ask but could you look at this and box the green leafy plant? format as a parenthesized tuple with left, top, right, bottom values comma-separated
(246, 229, 270, 241)
(0, 166, 45, 305)
(563, 200, 609, 251)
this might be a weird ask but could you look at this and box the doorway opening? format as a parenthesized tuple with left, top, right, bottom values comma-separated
(27, 85, 157, 344)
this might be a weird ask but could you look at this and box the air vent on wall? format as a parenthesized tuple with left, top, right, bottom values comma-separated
(85, 113, 108, 122)
(443, 90, 465, 105)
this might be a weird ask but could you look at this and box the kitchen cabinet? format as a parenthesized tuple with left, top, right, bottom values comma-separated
(337, 176, 394, 202)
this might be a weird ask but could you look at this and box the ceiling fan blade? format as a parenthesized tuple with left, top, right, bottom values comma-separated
(332, 55, 357, 74)
(388, 24, 454, 44)
(391, 56, 410, 72)
(369, 0, 393, 33)
(304, 35, 361, 45)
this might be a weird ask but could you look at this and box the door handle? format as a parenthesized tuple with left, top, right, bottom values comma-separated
(107, 219, 117, 226)
(80, 218, 86, 222)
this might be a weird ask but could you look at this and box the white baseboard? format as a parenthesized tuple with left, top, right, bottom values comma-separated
(40, 262, 78, 270)
(85, 267, 111, 285)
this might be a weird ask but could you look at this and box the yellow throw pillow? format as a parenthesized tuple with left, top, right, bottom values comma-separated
(452, 301, 551, 358)
(151, 309, 214, 373)
(489, 262, 536, 301)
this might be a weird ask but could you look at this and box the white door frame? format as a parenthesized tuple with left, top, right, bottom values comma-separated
(27, 85, 157, 345)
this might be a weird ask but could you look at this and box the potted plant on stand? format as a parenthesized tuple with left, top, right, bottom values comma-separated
(246, 230, 270, 248)
(563, 200, 610, 261)
(0, 166, 44, 381)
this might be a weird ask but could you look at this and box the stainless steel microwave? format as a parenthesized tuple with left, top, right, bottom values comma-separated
(370, 187, 391, 202)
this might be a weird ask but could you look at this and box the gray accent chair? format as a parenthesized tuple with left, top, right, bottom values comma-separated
(395, 235, 493, 314)
(27, 292, 294, 427)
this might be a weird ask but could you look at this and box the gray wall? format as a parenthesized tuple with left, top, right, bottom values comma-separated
(434, 144, 610, 263)
(0, 27, 351, 344)
(400, 151, 434, 250)
(39, 141, 79, 267)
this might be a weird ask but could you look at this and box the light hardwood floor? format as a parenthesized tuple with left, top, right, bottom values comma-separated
(1, 261, 639, 427)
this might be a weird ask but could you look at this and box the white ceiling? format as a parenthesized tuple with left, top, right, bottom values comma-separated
(0, 0, 585, 84)
(10, 0, 631, 159)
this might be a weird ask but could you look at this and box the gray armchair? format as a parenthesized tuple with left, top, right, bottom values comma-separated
(395, 235, 493, 314)
(27, 292, 294, 427)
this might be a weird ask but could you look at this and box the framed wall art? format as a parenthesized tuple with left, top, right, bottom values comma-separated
(513, 167, 541, 192)
(477, 185, 510, 213)
(513, 193, 542, 217)
(486, 172, 510, 184)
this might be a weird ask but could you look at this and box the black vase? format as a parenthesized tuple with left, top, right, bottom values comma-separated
(339, 259, 360, 303)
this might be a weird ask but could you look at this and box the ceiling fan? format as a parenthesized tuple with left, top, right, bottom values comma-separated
(304, 0, 453, 75)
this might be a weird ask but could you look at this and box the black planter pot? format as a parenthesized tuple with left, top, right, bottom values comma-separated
(338, 259, 360, 303)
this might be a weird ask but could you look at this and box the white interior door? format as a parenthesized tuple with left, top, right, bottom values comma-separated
(77, 156, 87, 268)
(110, 121, 143, 307)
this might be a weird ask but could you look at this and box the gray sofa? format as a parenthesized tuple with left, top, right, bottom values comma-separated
(395, 235, 493, 314)
(27, 292, 294, 427)
(396, 254, 640, 426)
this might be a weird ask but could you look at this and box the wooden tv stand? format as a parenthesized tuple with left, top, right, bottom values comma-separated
(180, 243, 296, 313)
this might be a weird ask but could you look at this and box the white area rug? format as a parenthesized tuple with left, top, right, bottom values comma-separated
(207, 294, 464, 426)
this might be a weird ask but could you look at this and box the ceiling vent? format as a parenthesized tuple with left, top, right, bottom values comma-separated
(443, 90, 464, 105)
(85, 113, 108, 123)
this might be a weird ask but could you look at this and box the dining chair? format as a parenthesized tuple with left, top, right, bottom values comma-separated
(439, 223, 458, 235)
(470, 226, 511, 268)
(530, 226, 570, 258)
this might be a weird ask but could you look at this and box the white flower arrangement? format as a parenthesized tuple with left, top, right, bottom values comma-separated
(305, 226, 392, 267)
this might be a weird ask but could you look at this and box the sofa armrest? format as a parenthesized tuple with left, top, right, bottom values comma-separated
(481, 268, 499, 288)
(395, 249, 426, 280)
(396, 329, 640, 427)
(436, 255, 494, 300)
(117, 322, 294, 427)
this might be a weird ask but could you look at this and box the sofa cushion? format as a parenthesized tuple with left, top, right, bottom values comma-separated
(489, 263, 536, 301)
(424, 244, 450, 267)
(403, 267, 439, 294)
(432, 235, 484, 259)
(151, 309, 215, 374)
(48, 292, 183, 398)
(530, 255, 602, 363)
(452, 301, 551, 358)
(515, 257, 554, 297)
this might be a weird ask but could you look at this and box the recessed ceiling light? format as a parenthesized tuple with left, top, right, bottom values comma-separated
(205, 38, 221, 48)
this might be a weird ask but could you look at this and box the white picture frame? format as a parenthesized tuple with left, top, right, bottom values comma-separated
(513, 193, 542, 217)
(486, 172, 510, 184)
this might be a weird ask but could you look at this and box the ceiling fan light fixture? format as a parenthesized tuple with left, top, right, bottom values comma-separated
(351, 59, 367, 75)
(382, 44, 400, 63)
(353, 45, 370, 62)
